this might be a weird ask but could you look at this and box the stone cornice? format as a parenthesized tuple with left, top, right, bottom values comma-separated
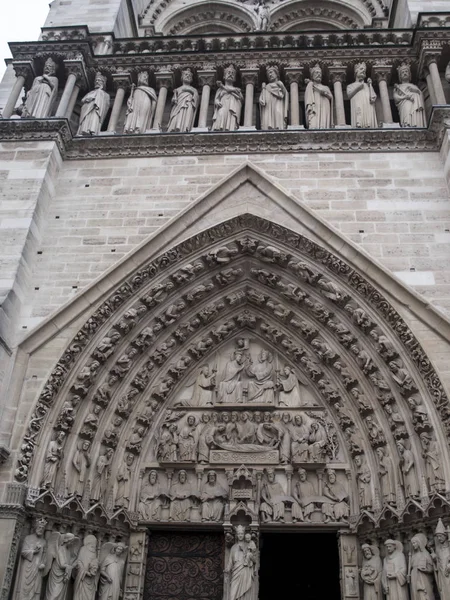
(1, 107, 450, 159)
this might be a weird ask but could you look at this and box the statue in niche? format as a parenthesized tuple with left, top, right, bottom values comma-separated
(361, 544, 382, 600)
(259, 65, 288, 130)
(201, 470, 227, 522)
(260, 469, 289, 522)
(211, 65, 243, 131)
(15, 517, 47, 600)
(384, 404, 408, 438)
(305, 63, 333, 129)
(420, 432, 445, 492)
(433, 519, 450, 600)
(397, 439, 420, 497)
(322, 469, 349, 522)
(394, 63, 426, 128)
(246, 349, 275, 403)
(355, 455, 372, 509)
(167, 68, 199, 132)
(307, 420, 328, 462)
(277, 366, 303, 406)
(217, 350, 245, 403)
(169, 470, 197, 521)
(197, 413, 218, 463)
(124, 71, 157, 134)
(347, 62, 378, 128)
(99, 543, 128, 600)
(376, 446, 397, 504)
(127, 425, 147, 453)
(410, 533, 435, 600)
(41, 431, 66, 488)
(254, 0, 270, 31)
(74, 535, 99, 600)
(84, 405, 102, 430)
(293, 469, 316, 522)
(69, 439, 91, 496)
(114, 453, 134, 509)
(236, 411, 258, 444)
(44, 533, 81, 600)
(93, 331, 121, 362)
(186, 365, 216, 406)
(407, 396, 429, 428)
(77, 72, 110, 136)
(177, 415, 198, 461)
(91, 447, 114, 502)
(382, 540, 408, 600)
(157, 423, 178, 462)
(139, 470, 165, 521)
(23, 57, 58, 119)
(290, 414, 310, 462)
(224, 525, 258, 600)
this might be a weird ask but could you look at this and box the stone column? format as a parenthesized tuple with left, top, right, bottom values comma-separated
(285, 68, 303, 129)
(107, 73, 131, 134)
(196, 70, 215, 131)
(56, 72, 78, 118)
(424, 55, 446, 104)
(426, 71, 438, 105)
(66, 81, 81, 120)
(329, 65, 347, 127)
(338, 532, 361, 600)
(56, 59, 86, 118)
(152, 72, 172, 131)
(373, 64, 395, 126)
(1, 63, 32, 119)
(240, 68, 258, 130)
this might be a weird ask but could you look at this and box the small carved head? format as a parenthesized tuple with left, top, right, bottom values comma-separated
(310, 64, 322, 82)
(298, 468, 307, 481)
(179, 469, 187, 483)
(207, 470, 216, 483)
(181, 68, 193, 84)
(114, 543, 127, 555)
(137, 71, 149, 85)
(397, 62, 411, 83)
(34, 516, 47, 535)
(354, 62, 367, 80)
(327, 469, 336, 482)
(266, 468, 275, 482)
(266, 65, 279, 82)
(224, 64, 237, 82)
(384, 539, 398, 555)
(94, 72, 107, 89)
(125, 453, 135, 466)
(149, 469, 158, 484)
(235, 524, 246, 541)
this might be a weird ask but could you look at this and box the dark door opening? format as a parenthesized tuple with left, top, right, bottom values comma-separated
(259, 532, 341, 600)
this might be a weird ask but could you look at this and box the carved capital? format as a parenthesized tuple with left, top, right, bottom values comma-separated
(155, 71, 172, 90)
(12, 61, 34, 83)
(328, 66, 346, 85)
(372, 64, 393, 84)
(197, 70, 216, 87)
(240, 68, 259, 86)
(285, 68, 303, 85)
(112, 71, 132, 91)
(63, 58, 88, 90)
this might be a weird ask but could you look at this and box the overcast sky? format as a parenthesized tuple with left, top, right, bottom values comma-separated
(0, 0, 50, 78)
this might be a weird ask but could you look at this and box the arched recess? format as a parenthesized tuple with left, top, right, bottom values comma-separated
(16, 197, 450, 534)
(270, 0, 375, 31)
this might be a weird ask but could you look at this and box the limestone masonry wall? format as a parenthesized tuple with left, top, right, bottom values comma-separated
(8, 150, 449, 331)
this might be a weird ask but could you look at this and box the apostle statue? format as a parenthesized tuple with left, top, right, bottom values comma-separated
(169, 469, 196, 522)
(347, 62, 378, 128)
(397, 439, 420, 498)
(99, 543, 128, 600)
(292, 468, 316, 522)
(139, 469, 164, 521)
(114, 452, 134, 509)
(211, 65, 243, 131)
(23, 57, 59, 118)
(277, 366, 303, 407)
(69, 439, 91, 496)
(355, 454, 372, 510)
(41, 431, 66, 489)
(260, 469, 289, 522)
(322, 469, 349, 522)
(74, 535, 99, 600)
(14, 517, 47, 600)
(394, 63, 426, 128)
(259, 65, 288, 130)
(201, 470, 227, 522)
(167, 68, 199, 132)
(224, 525, 258, 600)
(376, 446, 397, 504)
(91, 447, 114, 503)
(420, 432, 445, 492)
(305, 64, 334, 129)
(77, 72, 110, 136)
(44, 533, 81, 600)
(433, 519, 450, 600)
(382, 539, 409, 600)
(123, 71, 157, 134)
(410, 533, 435, 600)
(361, 544, 383, 600)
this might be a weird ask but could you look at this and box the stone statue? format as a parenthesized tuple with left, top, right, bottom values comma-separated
(139, 470, 164, 521)
(14, 517, 47, 600)
(77, 72, 110, 136)
(293, 468, 316, 522)
(322, 469, 349, 522)
(177, 415, 198, 461)
(23, 57, 58, 118)
(397, 439, 419, 498)
(420, 432, 445, 492)
(224, 525, 258, 600)
(259, 66, 288, 130)
(169, 470, 195, 521)
(260, 469, 288, 522)
(41, 431, 66, 488)
(361, 544, 382, 600)
(277, 366, 303, 406)
(211, 65, 243, 131)
(74, 535, 99, 600)
(91, 448, 114, 502)
(44, 533, 80, 600)
(376, 446, 397, 504)
(167, 68, 199, 132)
(69, 439, 91, 496)
(188, 365, 216, 406)
(254, 0, 270, 31)
(394, 63, 426, 128)
(410, 533, 435, 600)
(246, 349, 275, 403)
(123, 71, 157, 134)
(304, 64, 333, 129)
(433, 519, 450, 600)
(99, 543, 128, 600)
(218, 350, 245, 403)
(446, 62, 450, 84)
(290, 414, 310, 462)
(201, 470, 227, 522)
(382, 539, 409, 600)
(114, 453, 134, 509)
(347, 62, 378, 128)
(355, 454, 372, 509)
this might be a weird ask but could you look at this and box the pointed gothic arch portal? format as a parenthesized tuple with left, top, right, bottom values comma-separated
(16, 213, 450, 600)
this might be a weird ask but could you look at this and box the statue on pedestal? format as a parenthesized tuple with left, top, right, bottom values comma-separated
(211, 65, 243, 131)
(224, 525, 258, 600)
(201, 470, 227, 522)
(123, 71, 157, 134)
(305, 64, 333, 129)
(361, 544, 382, 600)
(347, 62, 378, 128)
(394, 63, 426, 128)
(433, 519, 450, 600)
(44, 533, 81, 600)
(77, 72, 110, 136)
(41, 431, 66, 489)
(259, 66, 288, 130)
(139, 470, 164, 521)
(99, 543, 128, 600)
(167, 68, 199, 132)
(382, 540, 409, 600)
(410, 533, 435, 600)
(23, 58, 59, 118)
(14, 517, 47, 600)
(74, 535, 99, 600)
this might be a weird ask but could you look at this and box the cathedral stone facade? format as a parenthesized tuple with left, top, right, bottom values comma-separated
(1, 1, 450, 599)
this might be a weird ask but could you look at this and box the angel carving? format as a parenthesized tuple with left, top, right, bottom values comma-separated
(44, 532, 81, 600)
(98, 542, 128, 600)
